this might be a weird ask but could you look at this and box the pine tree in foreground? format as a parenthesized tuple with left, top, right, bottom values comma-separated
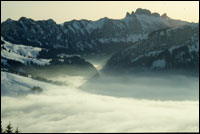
(5, 122, 13, 133)
(1, 121, 21, 133)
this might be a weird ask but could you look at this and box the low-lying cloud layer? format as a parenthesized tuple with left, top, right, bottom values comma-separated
(82, 74, 199, 100)
(1, 73, 199, 132)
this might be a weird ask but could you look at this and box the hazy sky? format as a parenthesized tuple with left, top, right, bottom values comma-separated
(1, 1, 199, 24)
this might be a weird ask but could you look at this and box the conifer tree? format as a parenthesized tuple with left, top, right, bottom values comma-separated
(5, 122, 13, 133)
(1, 121, 21, 133)
(15, 127, 20, 133)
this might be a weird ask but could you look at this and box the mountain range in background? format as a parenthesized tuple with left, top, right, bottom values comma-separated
(1, 8, 199, 77)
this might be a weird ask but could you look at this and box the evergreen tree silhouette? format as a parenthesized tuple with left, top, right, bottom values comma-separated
(5, 122, 13, 133)
(1, 121, 21, 133)
(15, 127, 20, 133)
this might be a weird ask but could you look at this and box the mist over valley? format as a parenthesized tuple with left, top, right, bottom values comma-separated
(1, 6, 199, 133)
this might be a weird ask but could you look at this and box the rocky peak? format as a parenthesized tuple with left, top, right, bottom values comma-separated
(46, 19, 57, 24)
(125, 11, 136, 18)
(19, 17, 28, 21)
(135, 8, 151, 16)
(161, 13, 168, 18)
(5, 18, 13, 23)
(152, 12, 160, 17)
(19, 17, 33, 23)
(125, 12, 130, 17)
(135, 8, 161, 17)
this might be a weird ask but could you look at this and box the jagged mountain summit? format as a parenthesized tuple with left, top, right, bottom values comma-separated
(103, 23, 199, 75)
(1, 8, 189, 55)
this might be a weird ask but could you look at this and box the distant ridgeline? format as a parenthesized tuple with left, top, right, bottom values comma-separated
(1, 8, 199, 76)
(1, 8, 189, 55)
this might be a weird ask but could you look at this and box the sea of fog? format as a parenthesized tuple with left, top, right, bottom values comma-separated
(1, 68, 199, 132)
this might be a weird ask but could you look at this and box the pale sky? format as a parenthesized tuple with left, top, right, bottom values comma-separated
(1, 1, 199, 24)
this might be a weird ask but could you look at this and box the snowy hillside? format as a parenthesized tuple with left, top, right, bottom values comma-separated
(1, 37, 51, 66)
(1, 37, 98, 80)
(1, 71, 51, 96)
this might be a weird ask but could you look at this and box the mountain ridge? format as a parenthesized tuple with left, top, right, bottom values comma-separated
(103, 23, 199, 75)
(1, 8, 191, 55)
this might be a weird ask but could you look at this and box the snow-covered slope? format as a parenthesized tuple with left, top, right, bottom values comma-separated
(1, 71, 51, 96)
(1, 37, 51, 66)
(1, 38, 98, 79)
(1, 8, 190, 55)
(104, 24, 199, 75)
